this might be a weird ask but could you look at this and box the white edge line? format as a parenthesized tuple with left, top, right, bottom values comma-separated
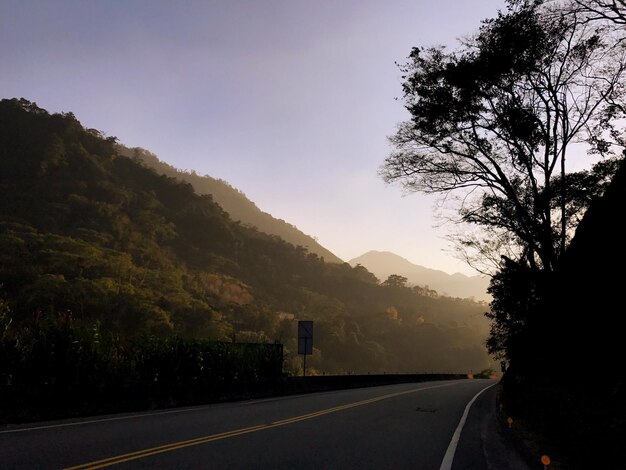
(439, 382, 497, 470)
(0, 392, 319, 434)
(0, 380, 465, 435)
(0, 406, 212, 434)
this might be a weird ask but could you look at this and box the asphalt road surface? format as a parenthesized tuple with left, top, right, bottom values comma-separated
(0, 379, 529, 469)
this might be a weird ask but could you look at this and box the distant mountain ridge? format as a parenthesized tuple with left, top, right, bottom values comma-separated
(349, 251, 490, 301)
(119, 146, 343, 264)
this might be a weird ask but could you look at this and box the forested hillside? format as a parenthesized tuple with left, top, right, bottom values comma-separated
(119, 146, 343, 264)
(0, 98, 491, 375)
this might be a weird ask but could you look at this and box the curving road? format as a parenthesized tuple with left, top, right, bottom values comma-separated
(0, 379, 528, 469)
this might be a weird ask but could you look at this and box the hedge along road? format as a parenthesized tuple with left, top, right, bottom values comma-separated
(0, 379, 499, 469)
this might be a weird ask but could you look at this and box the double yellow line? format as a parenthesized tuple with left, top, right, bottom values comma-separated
(65, 424, 267, 469)
(66, 382, 458, 469)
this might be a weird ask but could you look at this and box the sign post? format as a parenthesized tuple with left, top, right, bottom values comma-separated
(298, 320, 313, 377)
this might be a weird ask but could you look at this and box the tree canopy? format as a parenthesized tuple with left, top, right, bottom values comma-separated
(383, 0, 626, 273)
(382, 1, 626, 465)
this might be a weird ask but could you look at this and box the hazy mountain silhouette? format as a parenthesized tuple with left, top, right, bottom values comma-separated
(119, 146, 343, 264)
(350, 251, 490, 301)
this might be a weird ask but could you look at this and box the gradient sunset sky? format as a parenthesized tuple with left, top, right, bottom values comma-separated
(1, 0, 510, 274)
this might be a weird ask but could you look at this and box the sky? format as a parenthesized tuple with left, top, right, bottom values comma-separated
(1, 0, 510, 275)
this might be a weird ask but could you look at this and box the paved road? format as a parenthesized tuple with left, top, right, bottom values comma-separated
(0, 379, 525, 469)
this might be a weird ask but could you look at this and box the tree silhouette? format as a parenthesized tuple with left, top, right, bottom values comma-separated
(569, 0, 626, 26)
(382, 274, 409, 288)
(382, 1, 626, 273)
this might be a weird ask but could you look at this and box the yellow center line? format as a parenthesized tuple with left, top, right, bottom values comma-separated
(64, 425, 267, 470)
(64, 381, 460, 469)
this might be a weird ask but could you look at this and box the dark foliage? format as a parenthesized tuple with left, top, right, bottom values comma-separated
(383, 1, 626, 466)
(0, 309, 283, 423)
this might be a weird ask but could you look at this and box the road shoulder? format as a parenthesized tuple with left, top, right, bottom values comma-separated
(452, 384, 530, 470)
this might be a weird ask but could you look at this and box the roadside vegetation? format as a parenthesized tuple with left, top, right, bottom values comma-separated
(384, 0, 626, 466)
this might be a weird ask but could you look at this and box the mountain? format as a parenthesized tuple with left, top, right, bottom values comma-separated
(349, 251, 490, 301)
(118, 146, 343, 264)
(0, 98, 491, 376)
